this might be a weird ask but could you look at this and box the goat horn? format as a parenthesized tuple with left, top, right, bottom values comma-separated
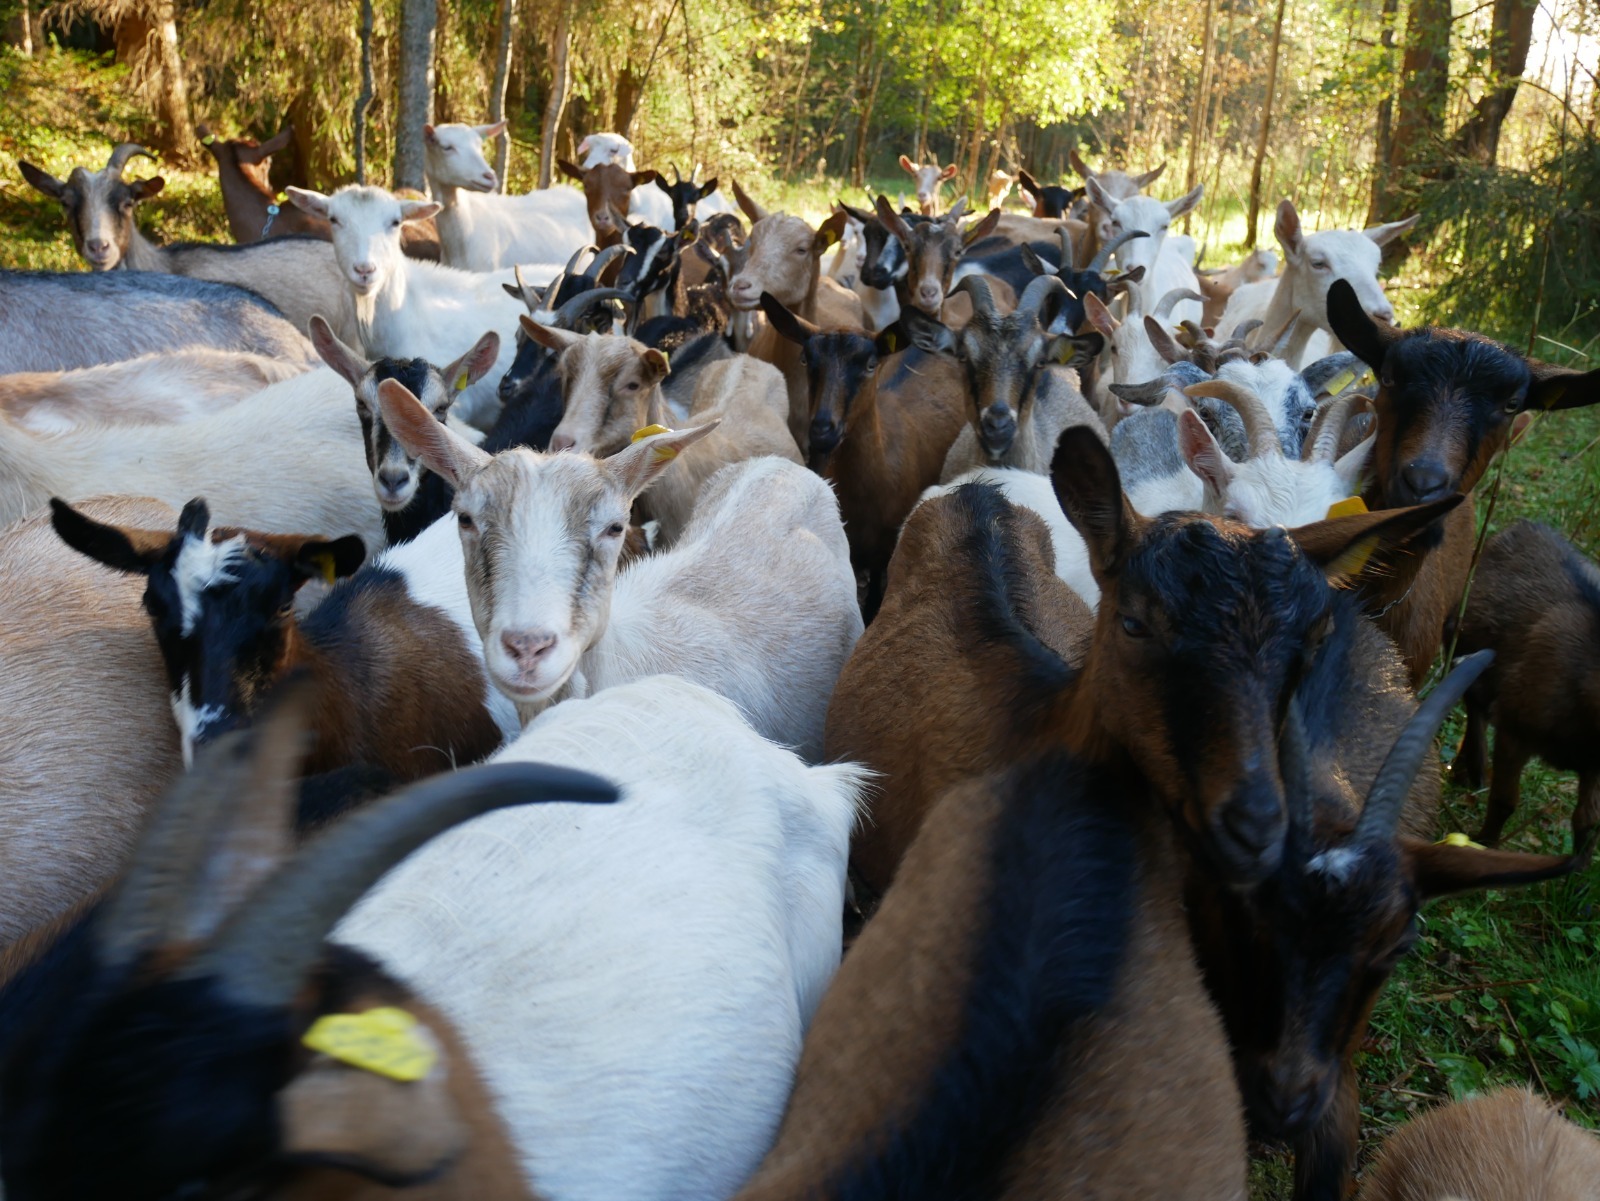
(671, 162, 683, 185)
(1015, 273, 1068, 324)
(1154, 287, 1202, 321)
(535, 270, 567, 314)
(513, 264, 544, 312)
(188, 761, 618, 1008)
(1185, 379, 1281, 458)
(1057, 225, 1077, 269)
(1353, 651, 1495, 847)
(1143, 315, 1189, 365)
(553, 286, 635, 329)
(1307, 391, 1360, 464)
(952, 274, 998, 320)
(563, 244, 596, 279)
(586, 243, 633, 279)
(1228, 317, 1264, 346)
(1251, 309, 1300, 358)
(1108, 378, 1172, 406)
(106, 142, 155, 176)
(1087, 227, 1148, 275)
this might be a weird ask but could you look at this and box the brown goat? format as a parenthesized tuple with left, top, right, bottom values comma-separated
(1454, 519, 1600, 860)
(558, 158, 659, 250)
(1356, 1089, 1600, 1201)
(875, 194, 1003, 318)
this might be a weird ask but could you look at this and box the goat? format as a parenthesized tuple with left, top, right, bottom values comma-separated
(876, 194, 1003, 318)
(381, 387, 863, 759)
(759, 295, 969, 617)
(1178, 380, 1374, 528)
(837, 199, 918, 332)
(1081, 287, 1193, 428)
(0, 268, 311, 373)
(310, 316, 502, 546)
(1016, 167, 1086, 220)
(1016, 224, 1147, 337)
(897, 153, 958, 215)
(1069, 149, 1168, 258)
(985, 167, 1014, 209)
(1085, 175, 1205, 326)
(421, 122, 592, 270)
(653, 162, 723, 230)
(1454, 520, 1600, 861)
(728, 182, 862, 448)
(557, 157, 661, 248)
(1221, 201, 1418, 367)
(1111, 404, 1205, 516)
(19, 143, 358, 340)
(0, 496, 181, 947)
(1355, 1088, 1600, 1201)
(1188, 650, 1576, 1201)
(0, 348, 307, 434)
(1197, 247, 1277, 331)
(0, 366, 383, 551)
(613, 222, 692, 325)
(287, 184, 544, 429)
(531, 323, 798, 544)
(1328, 279, 1600, 684)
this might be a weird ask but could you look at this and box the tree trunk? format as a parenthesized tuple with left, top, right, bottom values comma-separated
(1245, 0, 1287, 249)
(1367, 0, 1399, 224)
(1371, 0, 1450, 224)
(613, 63, 642, 138)
(354, 0, 375, 184)
(393, 0, 437, 190)
(538, 0, 575, 189)
(114, 3, 194, 160)
(783, 36, 813, 177)
(489, 0, 517, 188)
(1449, 0, 1537, 164)
(9, 0, 34, 54)
(1183, 0, 1219, 232)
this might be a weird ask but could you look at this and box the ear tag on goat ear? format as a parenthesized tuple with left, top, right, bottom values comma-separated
(1324, 533, 1379, 580)
(200, 134, 215, 146)
(1437, 831, 1486, 850)
(632, 423, 671, 443)
(1320, 369, 1358, 398)
(302, 1007, 437, 1083)
(455, 370, 471, 392)
(307, 550, 338, 585)
(1326, 495, 1368, 520)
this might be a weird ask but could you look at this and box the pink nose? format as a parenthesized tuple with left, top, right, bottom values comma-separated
(353, 262, 376, 280)
(549, 432, 576, 452)
(501, 630, 558, 668)
(85, 239, 111, 257)
(918, 285, 943, 308)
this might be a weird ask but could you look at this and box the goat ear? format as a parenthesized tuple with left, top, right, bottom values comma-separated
(1053, 427, 1138, 580)
(874, 193, 915, 245)
(1129, 161, 1167, 190)
(440, 330, 502, 398)
(1166, 184, 1203, 220)
(758, 292, 820, 345)
(1068, 150, 1093, 181)
(731, 179, 768, 224)
(49, 498, 170, 575)
(938, 163, 958, 182)
(258, 126, 295, 157)
(557, 158, 585, 183)
(1020, 245, 1054, 277)
(285, 186, 330, 219)
(1084, 175, 1115, 214)
(279, 1032, 468, 1183)
(1275, 200, 1304, 257)
(653, 173, 673, 196)
(129, 176, 165, 201)
(286, 535, 367, 587)
(639, 348, 671, 386)
(422, 123, 438, 143)
(377, 380, 491, 489)
(1178, 409, 1234, 498)
(630, 169, 658, 189)
(17, 160, 66, 199)
(898, 154, 918, 175)
(518, 314, 582, 354)
(1048, 332, 1103, 370)
(1401, 838, 1573, 900)
(1288, 494, 1462, 583)
(308, 315, 372, 387)
(604, 422, 721, 498)
(899, 306, 956, 355)
(698, 178, 717, 201)
(814, 209, 848, 254)
(474, 120, 508, 139)
(1326, 279, 1396, 373)
(1082, 292, 1119, 338)
(1365, 213, 1420, 246)
(399, 198, 441, 224)
(962, 207, 1002, 248)
(1524, 363, 1600, 412)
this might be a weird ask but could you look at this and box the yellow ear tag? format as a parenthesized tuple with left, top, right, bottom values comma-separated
(1321, 369, 1358, 398)
(882, 332, 898, 353)
(1325, 495, 1369, 520)
(302, 1007, 436, 1082)
(307, 550, 337, 585)
(200, 134, 215, 146)
(1437, 831, 1487, 850)
(455, 370, 471, 392)
(632, 423, 671, 443)
(275, 191, 287, 204)
(1325, 534, 1379, 580)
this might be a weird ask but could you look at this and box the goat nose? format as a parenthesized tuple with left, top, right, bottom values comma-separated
(85, 239, 110, 255)
(501, 630, 558, 668)
(1400, 460, 1452, 504)
(809, 418, 841, 453)
(548, 432, 577, 453)
(980, 408, 1017, 452)
(376, 468, 410, 496)
(1213, 782, 1286, 882)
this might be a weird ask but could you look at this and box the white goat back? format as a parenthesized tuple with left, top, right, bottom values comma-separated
(1109, 194, 1203, 326)
(335, 673, 867, 1201)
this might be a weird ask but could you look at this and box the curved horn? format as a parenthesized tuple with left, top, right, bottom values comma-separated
(1015, 273, 1068, 324)
(671, 162, 683, 185)
(1143, 315, 1189, 365)
(189, 761, 619, 1008)
(585, 243, 633, 280)
(1186, 379, 1282, 458)
(1154, 287, 1203, 320)
(1250, 309, 1300, 357)
(106, 142, 155, 176)
(1056, 225, 1077, 271)
(951, 274, 998, 321)
(563, 243, 596, 279)
(1227, 317, 1264, 347)
(512, 264, 544, 312)
(553, 286, 635, 329)
(535, 270, 567, 313)
(1087, 227, 1149, 275)
(1307, 391, 1360, 464)
(1108, 378, 1173, 407)
(1353, 651, 1495, 846)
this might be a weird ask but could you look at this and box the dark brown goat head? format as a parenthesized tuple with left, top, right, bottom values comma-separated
(558, 159, 658, 248)
(18, 144, 164, 270)
(876, 193, 1001, 316)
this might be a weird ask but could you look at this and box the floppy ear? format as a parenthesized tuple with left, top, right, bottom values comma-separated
(518, 314, 583, 354)
(377, 380, 492, 489)
(1401, 839, 1573, 900)
(1082, 292, 1119, 339)
(1178, 409, 1233, 500)
(1048, 332, 1103, 370)
(962, 208, 1002, 248)
(557, 158, 586, 183)
(285, 187, 331, 219)
(309, 315, 372, 387)
(603, 422, 722, 498)
(874, 193, 915, 245)
(899, 306, 956, 355)
(256, 126, 296, 158)
(898, 154, 918, 176)
(1052, 426, 1140, 581)
(17, 160, 66, 199)
(759, 293, 821, 345)
(439, 331, 502, 400)
(1288, 494, 1462, 583)
(1326, 278, 1398, 374)
(1524, 363, 1600, 412)
(1274, 199, 1305, 258)
(49, 498, 172, 574)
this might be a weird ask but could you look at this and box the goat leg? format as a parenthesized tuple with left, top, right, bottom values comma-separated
(1477, 730, 1532, 847)
(1453, 694, 1489, 790)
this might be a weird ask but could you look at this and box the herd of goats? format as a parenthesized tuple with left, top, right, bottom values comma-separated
(0, 117, 1597, 1200)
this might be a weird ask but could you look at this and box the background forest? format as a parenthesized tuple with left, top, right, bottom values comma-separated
(0, 0, 1598, 1189)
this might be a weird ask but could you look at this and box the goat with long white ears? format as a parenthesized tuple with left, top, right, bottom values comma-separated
(379, 381, 863, 759)
(287, 184, 557, 428)
(1220, 199, 1419, 367)
(1085, 177, 1205, 328)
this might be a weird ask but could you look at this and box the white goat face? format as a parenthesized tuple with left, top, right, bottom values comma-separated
(424, 123, 499, 192)
(1274, 201, 1417, 332)
(578, 133, 636, 171)
(291, 186, 437, 296)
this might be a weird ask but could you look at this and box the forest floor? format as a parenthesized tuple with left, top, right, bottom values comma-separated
(2, 43, 1597, 1198)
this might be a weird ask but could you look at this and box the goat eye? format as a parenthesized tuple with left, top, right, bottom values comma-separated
(1310, 259, 1330, 271)
(329, 216, 340, 227)
(604, 522, 625, 538)
(622, 381, 640, 392)
(1503, 397, 1521, 415)
(1381, 373, 1395, 388)
(1121, 615, 1151, 639)
(457, 512, 476, 532)
(390, 219, 401, 229)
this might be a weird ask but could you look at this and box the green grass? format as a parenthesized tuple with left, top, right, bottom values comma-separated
(2, 44, 1598, 1199)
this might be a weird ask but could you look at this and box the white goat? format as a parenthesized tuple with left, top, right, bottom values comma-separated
(287, 184, 551, 429)
(0, 348, 309, 433)
(1180, 381, 1374, 528)
(920, 466, 1099, 609)
(1220, 199, 1419, 367)
(0, 366, 383, 550)
(421, 122, 593, 271)
(1109, 404, 1206, 517)
(1087, 177, 1205, 327)
(1082, 289, 1192, 429)
(380, 384, 863, 759)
